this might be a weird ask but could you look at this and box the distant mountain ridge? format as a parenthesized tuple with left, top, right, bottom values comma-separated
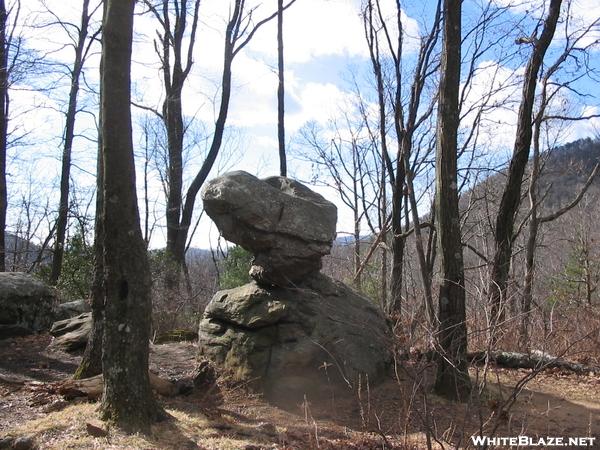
(536, 138, 600, 209)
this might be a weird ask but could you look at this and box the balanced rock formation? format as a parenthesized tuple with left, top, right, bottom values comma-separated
(0, 272, 57, 339)
(202, 171, 337, 286)
(199, 172, 392, 400)
(199, 274, 392, 400)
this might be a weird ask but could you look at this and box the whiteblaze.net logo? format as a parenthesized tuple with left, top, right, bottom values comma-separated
(470, 435, 596, 447)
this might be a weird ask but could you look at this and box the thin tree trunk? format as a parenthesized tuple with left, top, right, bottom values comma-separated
(389, 154, 406, 315)
(50, 0, 91, 284)
(74, 131, 104, 379)
(175, 4, 239, 264)
(0, 0, 8, 273)
(164, 83, 185, 266)
(165, 0, 289, 268)
(352, 146, 361, 290)
(363, 0, 441, 317)
(488, 0, 562, 332)
(380, 153, 388, 309)
(99, 0, 161, 432)
(277, 0, 286, 177)
(434, 0, 471, 401)
(365, 3, 389, 310)
(404, 150, 435, 325)
(75, 3, 104, 379)
(74, 84, 104, 380)
(141, 0, 199, 272)
(520, 68, 551, 347)
(584, 251, 592, 305)
(520, 132, 539, 349)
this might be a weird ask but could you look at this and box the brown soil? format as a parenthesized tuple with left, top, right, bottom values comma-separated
(1, 334, 599, 449)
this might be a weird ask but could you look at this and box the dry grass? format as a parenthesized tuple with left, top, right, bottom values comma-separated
(2, 401, 281, 450)
(3, 364, 599, 449)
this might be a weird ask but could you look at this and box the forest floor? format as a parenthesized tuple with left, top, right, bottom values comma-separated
(1, 334, 599, 449)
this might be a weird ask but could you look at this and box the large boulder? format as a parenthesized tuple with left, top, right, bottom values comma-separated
(201, 171, 337, 286)
(0, 272, 57, 338)
(198, 273, 392, 401)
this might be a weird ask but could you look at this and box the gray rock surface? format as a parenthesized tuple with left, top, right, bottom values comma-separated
(201, 171, 337, 285)
(0, 272, 57, 338)
(49, 312, 92, 352)
(198, 274, 392, 401)
(53, 299, 91, 321)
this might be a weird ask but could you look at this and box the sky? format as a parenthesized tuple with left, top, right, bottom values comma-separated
(7, 0, 600, 251)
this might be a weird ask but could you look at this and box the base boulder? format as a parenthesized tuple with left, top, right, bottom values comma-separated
(198, 273, 392, 401)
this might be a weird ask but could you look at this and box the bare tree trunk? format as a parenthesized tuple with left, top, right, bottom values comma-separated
(99, 0, 161, 432)
(363, 0, 441, 317)
(143, 0, 293, 272)
(520, 61, 553, 347)
(404, 151, 435, 325)
(164, 82, 185, 268)
(488, 0, 562, 332)
(139, 0, 200, 277)
(434, 0, 471, 401)
(519, 22, 600, 344)
(364, 1, 390, 309)
(389, 155, 406, 315)
(75, 2, 104, 379)
(520, 124, 540, 349)
(74, 86, 104, 380)
(277, 0, 286, 177)
(74, 138, 104, 379)
(389, 183, 404, 314)
(380, 153, 388, 308)
(0, 0, 8, 273)
(583, 244, 593, 305)
(50, 0, 92, 284)
(352, 147, 361, 290)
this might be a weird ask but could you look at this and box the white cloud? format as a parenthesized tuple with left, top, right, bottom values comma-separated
(549, 105, 600, 142)
(247, 0, 421, 63)
(287, 81, 356, 130)
(575, 105, 600, 137)
(460, 58, 599, 152)
(246, 0, 368, 64)
(460, 60, 524, 150)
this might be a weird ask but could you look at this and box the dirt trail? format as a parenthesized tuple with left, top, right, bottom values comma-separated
(499, 369, 600, 437)
(1, 334, 599, 448)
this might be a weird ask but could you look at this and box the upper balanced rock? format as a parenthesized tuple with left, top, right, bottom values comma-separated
(202, 171, 337, 286)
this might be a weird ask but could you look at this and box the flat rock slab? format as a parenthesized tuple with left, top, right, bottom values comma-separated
(49, 312, 92, 352)
(198, 274, 392, 402)
(201, 171, 337, 285)
(53, 299, 91, 321)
